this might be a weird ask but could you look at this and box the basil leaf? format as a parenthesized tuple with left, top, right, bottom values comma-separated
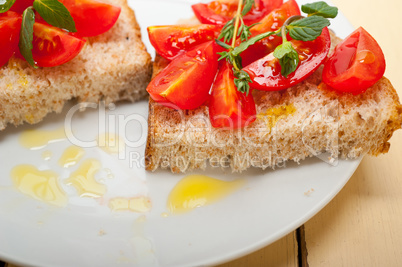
(232, 31, 275, 56)
(33, 0, 76, 32)
(233, 69, 252, 95)
(287, 15, 330, 41)
(19, 7, 37, 68)
(241, 0, 254, 16)
(0, 0, 16, 13)
(273, 42, 299, 78)
(301, 1, 338, 18)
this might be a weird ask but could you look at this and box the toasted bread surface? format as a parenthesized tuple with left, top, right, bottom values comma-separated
(145, 33, 402, 173)
(0, 0, 152, 130)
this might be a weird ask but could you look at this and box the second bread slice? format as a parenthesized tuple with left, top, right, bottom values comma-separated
(0, 0, 152, 130)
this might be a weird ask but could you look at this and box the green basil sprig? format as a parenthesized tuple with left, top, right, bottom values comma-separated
(273, 42, 299, 78)
(216, 1, 339, 93)
(272, 2, 337, 77)
(302, 1, 338, 18)
(33, 0, 76, 32)
(218, 0, 256, 43)
(19, 7, 37, 68)
(286, 15, 331, 41)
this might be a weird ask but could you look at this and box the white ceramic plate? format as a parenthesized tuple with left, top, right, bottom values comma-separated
(0, 1, 360, 266)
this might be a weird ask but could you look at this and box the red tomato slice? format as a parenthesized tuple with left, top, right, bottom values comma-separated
(250, 0, 300, 34)
(322, 27, 386, 94)
(244, 27, 331, 91)
(9, 0, 34, 14)
(192, 0, 283, 26)
(0, 11, 22, 67)
(148, 24, 221, 60)
(58, 0, 121, 37)
(147, 41, 221, 110)
(240, 0, 300, 66)
(209, 62, 256, 128)
(31, 21, 86, 67)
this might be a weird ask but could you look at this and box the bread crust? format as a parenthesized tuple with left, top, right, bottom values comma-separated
(0, 0, 152, 130)
(145, 34, 402, 173)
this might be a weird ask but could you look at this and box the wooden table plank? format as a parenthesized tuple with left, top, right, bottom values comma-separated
(215, 232, 299, 267)
(304, 0, 402, 266)
(304, 154, 402, 266)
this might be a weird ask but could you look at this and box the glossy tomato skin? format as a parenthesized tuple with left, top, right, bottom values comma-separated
(240, 0, 300, 66)
(192, 0, 283, 26)
(10, 0, 120, 37)
(0, 11, 22, 67)
(148, 24, 221, 61)
(322, 27, 385, 94)
(209, 62, 256, 128)
(147, 41, 221, 110)
(9, 0, 34, 14)
(244, 27, 331, 91)
(31, 21, 86, 67)
(58, 0, 120, 37)
(250, 0, 300, 34)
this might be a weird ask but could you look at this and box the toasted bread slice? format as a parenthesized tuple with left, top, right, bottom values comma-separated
(0, 0, 152, 130)
(145, 33, 402, 173)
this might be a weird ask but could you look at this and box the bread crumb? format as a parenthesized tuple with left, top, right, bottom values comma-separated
(304, 188, 315, 196)
(98, 229, 106, 236)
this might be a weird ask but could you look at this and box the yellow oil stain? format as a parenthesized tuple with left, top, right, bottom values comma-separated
(41, 150, 52, 161)
(97, 133, 125, 154)
(18, 73, 29, 87)
(19, 127, 66, 149)
(65, 159, 106, 198)
(257, 104, 296, 132)
(109, 197, 152, 213)
(104, 168, 115, 179)
(58, 146, 85, 168)
(167, 174, 245, 214)
(11, 165, 68, 206)
(24, 114, 35, 124)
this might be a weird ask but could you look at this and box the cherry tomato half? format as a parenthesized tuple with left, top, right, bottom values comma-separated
(209, 61, 256, 128)
(240, 0, 300, 66)
(9, 0, 34, 14)
(58, 0, 121, 37)
(322, 27, 386, 94)
(0, 11, 22, 67)
(147, 41, 221, 110)
(148, 24, 221, 60)
(244, 27, 331, 91)
(31, 21, 86, 67)
(192, 0, 283, 26)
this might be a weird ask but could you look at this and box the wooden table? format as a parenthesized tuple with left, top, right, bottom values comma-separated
(2, 0, 402, 266)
